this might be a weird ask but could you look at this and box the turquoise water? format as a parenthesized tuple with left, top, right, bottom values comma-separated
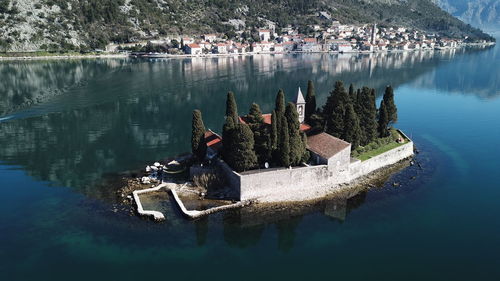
(0, 41, 499, 280)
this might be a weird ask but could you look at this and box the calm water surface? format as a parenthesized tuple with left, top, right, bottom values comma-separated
(0, 40, 499, 280)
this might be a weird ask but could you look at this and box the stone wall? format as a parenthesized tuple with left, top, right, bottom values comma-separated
(218, 131, 414, 203)
(349, 141, 414, 181)
(239, 165, 334, 202)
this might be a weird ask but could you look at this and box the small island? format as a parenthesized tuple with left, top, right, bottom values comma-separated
(131, 81, 414, 220)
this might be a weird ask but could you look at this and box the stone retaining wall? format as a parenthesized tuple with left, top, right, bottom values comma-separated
(218, 132, 414, 203)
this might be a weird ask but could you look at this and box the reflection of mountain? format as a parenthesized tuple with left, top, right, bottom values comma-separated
(0, 59, 128, 116)
(410, 45, 499, 98)
(0, 47, 493, 201)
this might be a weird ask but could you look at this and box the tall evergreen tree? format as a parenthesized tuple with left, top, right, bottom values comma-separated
(378, 100, 390, 138)
(270, 110, 278, 151)
(246, 103, 270, 165)
(227, 123, 258, 172)
(355, 88, 362, 116)
(305, 80, 316, 122)
(279, 118, 290, 167)
(275, 89, 286, 114)
(323, 81, 350, 138)
(285, 102, 304, 166)
(246, 103, 264, 125)
(358, 87, 378, 145)
(226, 91, 239, 124)
(191, 110, 207, 161)
(222, 116, 236, 163)
(349, 83, 355, 99)
(300, 131, 310, 162)
(383, 85, 398, 123)
(342, 104, 362, 150)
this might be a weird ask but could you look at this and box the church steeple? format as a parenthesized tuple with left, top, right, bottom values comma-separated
(294, 87, 306, 123)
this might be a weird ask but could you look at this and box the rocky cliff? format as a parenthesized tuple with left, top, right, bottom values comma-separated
(433, 0, 500, 30)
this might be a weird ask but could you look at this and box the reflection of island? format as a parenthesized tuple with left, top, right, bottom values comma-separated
(0, 46, 493, 202)
(217, 191, 368, 251)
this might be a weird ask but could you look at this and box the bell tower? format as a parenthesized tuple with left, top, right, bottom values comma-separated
(294, 87, 306, 123)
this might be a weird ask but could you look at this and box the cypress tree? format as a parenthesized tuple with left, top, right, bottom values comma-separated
(247, 103, 264, 125)
(349, 83, 355, 99)
(355, 88, 362, 116)
(358, 87, 378, 145)
(270, 110, 278, 151)
(305, 80, 316, 122)
(227, 123, 258, 172)
(247, 103, 270, 165)
(383, 85, 398, 123)
(300, 131, 310, 163)
(285, 102, 303, 166)
(342, 104, 362, 150)
(226, 91, 239, 124)
(222, 116, 236, 163)
(275, 89, 286, 114)
(279, 118, 290, 167)
(324, 81, 350, 138)
(378, 100, 390, 138)
(191, 110, 207, 161)
(275, 89, 286, 156)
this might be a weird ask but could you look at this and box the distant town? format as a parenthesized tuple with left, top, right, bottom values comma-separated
(107, 14, 494, 57)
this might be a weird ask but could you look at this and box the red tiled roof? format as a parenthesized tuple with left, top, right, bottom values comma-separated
(204, 130, 222, 151)
(187, 43, 200, 48)
(239, 113, 311, 132)
(307, 132, 350, 159)
(304, 38, 317, 43)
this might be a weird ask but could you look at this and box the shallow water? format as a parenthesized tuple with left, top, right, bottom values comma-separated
(0, 40, 499, 280)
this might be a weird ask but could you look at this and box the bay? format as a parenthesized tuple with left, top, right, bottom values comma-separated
(0, 38, 499, 280)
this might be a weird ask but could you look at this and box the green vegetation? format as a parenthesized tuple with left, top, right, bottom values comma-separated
(0, 0, 493, 53)
(226, 123, 258, 172)
(311, 80, 397, 152)
(191, 110, 207, 162)
(225, 91, 239, 124)
(305, 80, 316, 123)
(352, 129, 406, 161)
(220, 89, 308, 171)
(382, 85, 398, 123)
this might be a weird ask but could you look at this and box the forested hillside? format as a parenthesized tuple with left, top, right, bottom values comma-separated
(0, 0, 494, 52)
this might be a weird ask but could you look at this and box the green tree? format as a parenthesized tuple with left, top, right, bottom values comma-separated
(191, 110, 207, 161)
(279, 118, 290, 167)
(270, 110, 278, 151)
(226, 91, 239, 124)
(349, 83, 356, 103)
(275, 89, 286, 114)
(342, 104, 362, 150)
(378, 100, 390, 138)
(300, 131, 310, 162)
(305, 80, 316, 122)
(246, 103, 264, 125)
(246, 103, 270, 165)
(383, 85, 398, 123)
(358, 87, 378, 145)
(222, 115, 236, 163)
(324, 81, 350, 138)
(227, 123, 258, 172)
(285, 102, 304, 166)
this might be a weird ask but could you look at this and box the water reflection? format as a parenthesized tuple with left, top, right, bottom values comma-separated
(0, 46, 495, 202)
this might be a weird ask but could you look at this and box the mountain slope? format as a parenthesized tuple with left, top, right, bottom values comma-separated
(0, 0, 494, 52)
(433, 0, 500, 30)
